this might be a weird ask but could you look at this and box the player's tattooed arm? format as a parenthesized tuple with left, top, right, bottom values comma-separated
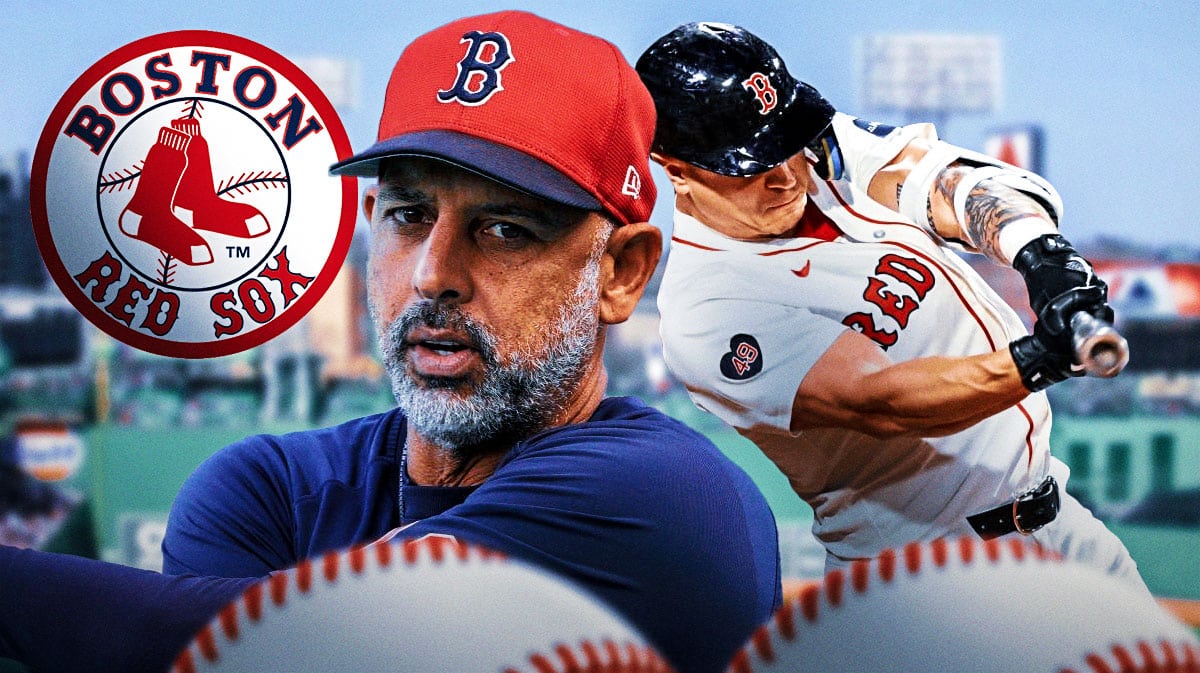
(932, 164, 1054, 263)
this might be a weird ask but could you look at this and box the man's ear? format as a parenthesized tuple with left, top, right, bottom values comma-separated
(599, 221, 663, 325)
(651, 152, 690, 194)
(362, 185, 379, 221)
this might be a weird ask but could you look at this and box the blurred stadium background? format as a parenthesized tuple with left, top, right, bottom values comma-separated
(1, 13, 1198, 672)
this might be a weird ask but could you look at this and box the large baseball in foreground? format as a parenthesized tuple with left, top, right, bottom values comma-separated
(173, 534, 671, 673)
(730, 536, 1199, 673)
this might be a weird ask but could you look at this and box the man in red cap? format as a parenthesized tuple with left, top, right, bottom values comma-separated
(0, 12, 780, 673)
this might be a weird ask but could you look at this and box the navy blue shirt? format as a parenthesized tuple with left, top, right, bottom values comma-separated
(1, 397, 780, 673)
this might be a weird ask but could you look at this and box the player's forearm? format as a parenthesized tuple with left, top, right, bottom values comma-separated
(931, 165, 1058, 265)
(793, 349, 1027, 438)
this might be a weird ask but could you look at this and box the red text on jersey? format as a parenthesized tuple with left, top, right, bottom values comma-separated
(841, 253, 935, 349)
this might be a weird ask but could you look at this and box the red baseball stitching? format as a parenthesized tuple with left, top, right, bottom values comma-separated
(877, 547, 896, 581)
(731, 536, 1191, 673)
(507, 638, 673, 673)
(784, 536, 1037, 634)
(295, 557, 312, 593)
(217, 603, 238, 641)
(174, 647, 195, 673)
(170, 537, 507, 672)
(321, 548, 339, 583)
(1061, 639, 1200, 673)
(374, 537, 392, 567)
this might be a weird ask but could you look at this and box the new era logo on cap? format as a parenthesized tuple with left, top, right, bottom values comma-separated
(622, 165, 642, 199)
(330, 11, 657, 226)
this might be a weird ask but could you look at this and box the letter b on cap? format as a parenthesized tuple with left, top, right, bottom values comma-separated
(438, 30, 514, 106)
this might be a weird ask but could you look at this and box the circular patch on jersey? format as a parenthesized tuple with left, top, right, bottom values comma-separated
(720, 333, 763, 381)
(31, 31, 356, 358)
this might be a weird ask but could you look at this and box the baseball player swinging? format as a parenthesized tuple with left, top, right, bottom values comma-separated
(636, 22, 1149, 592)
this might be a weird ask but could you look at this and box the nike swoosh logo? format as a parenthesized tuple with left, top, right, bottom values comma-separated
(792, 260, 812, 278)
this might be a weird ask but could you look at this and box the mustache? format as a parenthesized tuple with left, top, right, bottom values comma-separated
(386, 301, 497, 366)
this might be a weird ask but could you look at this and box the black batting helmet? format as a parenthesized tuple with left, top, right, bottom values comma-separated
(635, 22, 835, 177)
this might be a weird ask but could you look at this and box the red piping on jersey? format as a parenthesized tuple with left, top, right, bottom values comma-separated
(758, 240, 828, 257)
(1014, 404, 1037, 466)
(824, 180, 927, 233)
(671, 236, 724, 252)
(825, 178, 1038, 466)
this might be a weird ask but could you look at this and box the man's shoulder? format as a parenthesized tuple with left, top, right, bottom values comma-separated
(514, 396, 747, 485)
(201, 408, 404, 484)
(493, 396, 774, 532)
(576, 395, 711, 447)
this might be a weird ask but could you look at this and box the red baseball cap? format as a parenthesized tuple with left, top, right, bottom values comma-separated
(330, 11, 657, 225)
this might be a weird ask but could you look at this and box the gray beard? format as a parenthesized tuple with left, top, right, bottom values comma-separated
(372, 251, 602, 455)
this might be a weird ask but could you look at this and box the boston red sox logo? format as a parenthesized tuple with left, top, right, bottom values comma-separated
(111, 102, 277, 269)
(741, 72, 778, 115)
(31, 31, 356, 358)
(437, 29, 514, 105)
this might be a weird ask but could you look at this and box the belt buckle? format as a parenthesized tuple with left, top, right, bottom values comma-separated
(1012, 476, 1056, 536)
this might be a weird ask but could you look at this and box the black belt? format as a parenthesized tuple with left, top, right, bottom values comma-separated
(967, 476, 1060, 540)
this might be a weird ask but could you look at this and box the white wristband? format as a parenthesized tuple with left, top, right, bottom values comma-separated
(998, 217, 1059, 265)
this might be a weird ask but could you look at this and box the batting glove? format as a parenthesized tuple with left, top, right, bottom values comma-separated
(1012, 234, 1113, 320)
(1010, 285, 1111, 391)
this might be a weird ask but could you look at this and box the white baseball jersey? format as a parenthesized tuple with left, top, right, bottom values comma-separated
(658, 113, 1142, 582)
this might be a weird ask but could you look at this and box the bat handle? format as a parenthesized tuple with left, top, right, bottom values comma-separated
(1070, 312, 1129, 378)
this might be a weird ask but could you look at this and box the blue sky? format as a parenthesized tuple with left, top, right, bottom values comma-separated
(5, 1, 1198, 249)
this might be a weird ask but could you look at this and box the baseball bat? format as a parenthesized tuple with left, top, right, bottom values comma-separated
(1070, 312, 1129, 378)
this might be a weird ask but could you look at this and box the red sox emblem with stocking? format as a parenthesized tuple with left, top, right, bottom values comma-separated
(32, 31, 356, 358)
